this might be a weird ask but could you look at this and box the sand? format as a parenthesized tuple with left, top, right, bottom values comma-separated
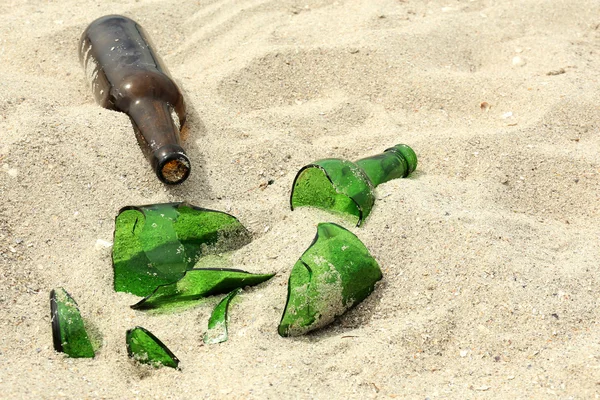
(1, 0, 600, 398)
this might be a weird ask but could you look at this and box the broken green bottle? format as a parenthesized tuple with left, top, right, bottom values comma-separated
(126, 326, 179, 369)
(132, 268, 274, 310)
(50, 288, 95, 358)
(278, 222, 382, 337)
(290, 144, 417, 226)
(112, 202, 250, 297)
(203, 288, 241, 344)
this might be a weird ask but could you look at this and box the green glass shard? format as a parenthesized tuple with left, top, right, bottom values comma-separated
(278, 223, 382, 337)
(290, 144, 417, 226)
(50, 288, 95, 358)
(291, 161, 373, 226)
(203, 288, 242, 344)
(112, 202, 250, 297)
(290, 165, 364, 225)
(126, 326, 179, 369)
(131, 268, 274, 310)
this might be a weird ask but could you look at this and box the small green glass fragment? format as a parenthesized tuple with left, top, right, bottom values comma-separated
(126, 326, 179, 369)
(290, 144, 417, 226)
(278, 223, 382, 337)
(50, 288, 95, 358)
(112, 202, 250, 297)
(203, 288, 242, 344)
(131, 268, 274, 310)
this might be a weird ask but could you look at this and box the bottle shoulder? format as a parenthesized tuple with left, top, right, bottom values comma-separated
(111, 70, 182, 104)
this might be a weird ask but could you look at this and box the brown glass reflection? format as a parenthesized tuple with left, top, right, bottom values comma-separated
(79, 15, 190, 184)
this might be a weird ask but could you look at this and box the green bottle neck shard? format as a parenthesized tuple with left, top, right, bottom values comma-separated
(50, 288, 95, 358)
(355, 144, 417, 187)
(278, 223, 382, 337)
(290, 163, 368, 225)
(290, 144, 417, 226)
(126, 326, 179, 369)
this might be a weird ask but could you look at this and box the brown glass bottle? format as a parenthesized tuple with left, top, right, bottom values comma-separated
(79, 15, 190, 184)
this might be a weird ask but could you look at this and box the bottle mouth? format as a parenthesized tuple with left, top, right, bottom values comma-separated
(385, 144, 417, 176)
(156, 152, 191, 185)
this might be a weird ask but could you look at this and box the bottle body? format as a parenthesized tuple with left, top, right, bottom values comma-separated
(79, 15, 190, 184)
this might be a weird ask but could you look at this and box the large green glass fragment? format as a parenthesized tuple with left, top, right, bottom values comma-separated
(290, 144, 417, 226)
(203, 288, 241, 344)
(50, 288, 95, 358)
(278, 223, 382, 337)
(112, 202, 250, 297)
(131, 268, 274, 310)
(126, 326, 179, 369)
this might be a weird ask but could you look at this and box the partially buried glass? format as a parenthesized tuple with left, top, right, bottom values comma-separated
(131, 268, 273, 310)
(203, 288, 242, 344)
(50, 288, 95, 358)
(80, 15, 190, 184)
(112, 202, 251, 297)
(278, 223, 382, 337)
(126, 326, 179, 369)
(290, 144, 417, 226)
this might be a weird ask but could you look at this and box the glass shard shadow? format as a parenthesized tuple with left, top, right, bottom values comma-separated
(50, 288, 95, 358)
(278, 223, 382, 337)
(112, 202, 250, 297)
(203, 288, 242, 344)
(131, 268, 274, 310)
(290, 144, 417, 226)
(126, 326, 179, 369)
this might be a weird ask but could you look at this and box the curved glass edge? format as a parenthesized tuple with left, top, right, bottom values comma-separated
(278, 259, 313, 337)
(203, 288, 242, 344)
(50, 288, 95, 358)
(112, 201, 252, 296)
(130, 268, 275, 310)
(126, 326, 180, 369)
(116, 201, 247, 218)
(50, 289, 64, 353)
(278, 222, 382, 337)
(290, 163, 368, 227)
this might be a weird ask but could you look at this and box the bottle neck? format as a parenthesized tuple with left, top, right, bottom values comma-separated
(355, 145, 416, 187)
(129, 98, 190, 184)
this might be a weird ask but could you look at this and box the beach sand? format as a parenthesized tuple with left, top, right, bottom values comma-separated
(1, 0, 600, 398)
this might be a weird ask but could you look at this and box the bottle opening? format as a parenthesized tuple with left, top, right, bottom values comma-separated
(159, 157, 190, 185)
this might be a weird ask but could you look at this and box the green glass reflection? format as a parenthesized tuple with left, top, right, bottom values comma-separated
(112, 202, 250, 297)
(50, 288, 95, 358)
(126, 326, 179, 369)
(203, 288, 241, 344)
(132, 268, 274, 310)
(290, 144, 417, 226)
(278, 223, 382, 337)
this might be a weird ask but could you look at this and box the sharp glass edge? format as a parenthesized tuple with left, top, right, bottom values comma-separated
(204, 287, 243, 344)
(290, 164, 365, 227)
(49, 289, 63, 353)
(130, 268, 275, 310)
(126, 326, 180, 369)
(115, 201, 247, 222)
